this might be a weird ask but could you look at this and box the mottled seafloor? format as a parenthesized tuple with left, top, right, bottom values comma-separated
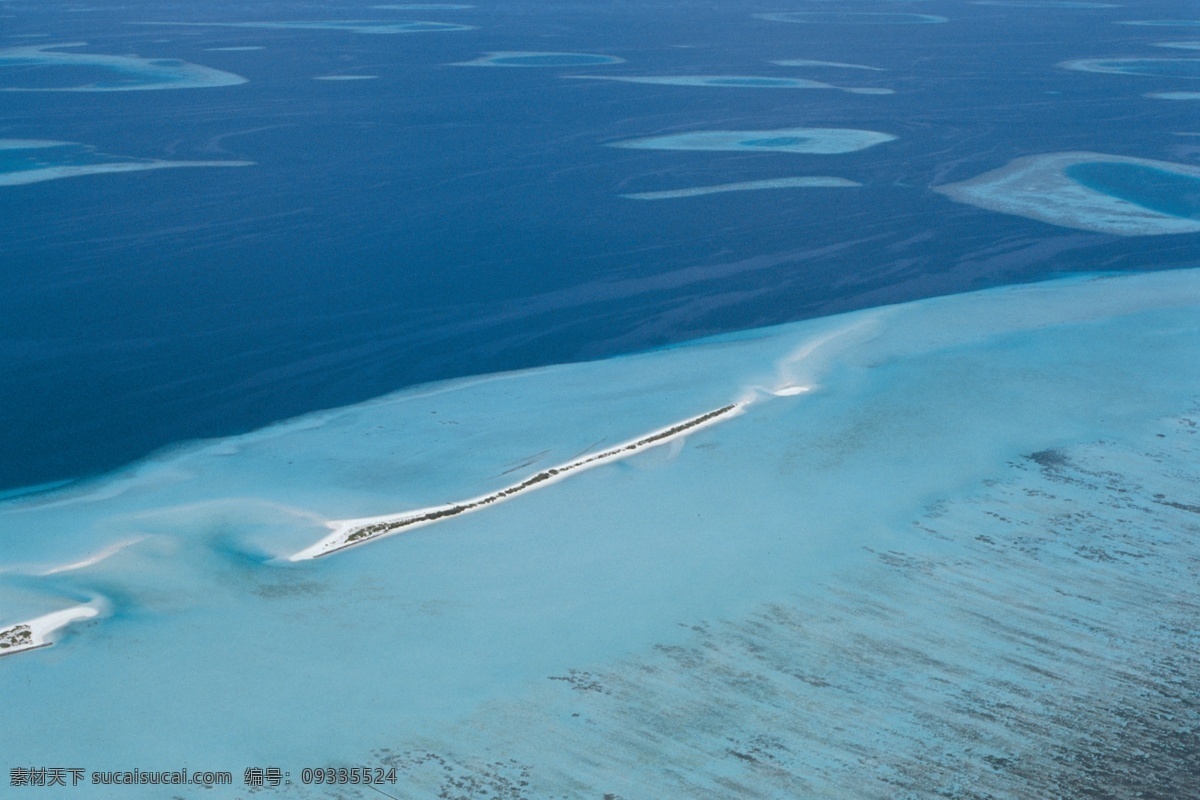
(2, 270, 1197, 798)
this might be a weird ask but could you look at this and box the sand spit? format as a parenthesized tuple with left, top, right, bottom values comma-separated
(0, 603, 100, 659)
(290, 403, 745, 560)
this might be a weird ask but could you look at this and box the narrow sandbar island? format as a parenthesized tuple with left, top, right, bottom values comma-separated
(290, 403, 745, 560)
(0, 604, 100, 659)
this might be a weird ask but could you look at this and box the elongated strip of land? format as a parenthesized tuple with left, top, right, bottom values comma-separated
(290, 403, 744, 560)
(0, 604, 100, 659)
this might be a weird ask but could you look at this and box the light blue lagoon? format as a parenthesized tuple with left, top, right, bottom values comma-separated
(1065, 161, 1200, 218)
(2, 270, 1200, 796)
(0, 42, 246, 91)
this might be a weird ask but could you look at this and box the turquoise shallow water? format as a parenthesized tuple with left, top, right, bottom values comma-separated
(2, 271, 1199, 796)
(739, 136, 810, 147)
(1067, 161, 1200, 218)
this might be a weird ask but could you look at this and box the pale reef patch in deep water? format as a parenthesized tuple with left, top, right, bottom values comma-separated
(0, 42, 246, 91)
(1146, 90, 1200, 99)
(565, 74, 893, 93)
(1061, 56, 1200, 78)
(608, 127, 896, 155)
(756, 11, 949, 23)
(134, 20, 476, 34)
(619, 176, 861, 200)
(934, 151, 1200, 234)
(771, 58, 885, 70)
(453, 51, 625, 67)
(0, 139, 253, 186)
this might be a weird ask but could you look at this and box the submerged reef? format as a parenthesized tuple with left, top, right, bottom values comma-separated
(365, 417, 1200, 798)
(136, 20, 476, 34)
(0, 42, 246, 91)
(934, 151, 1200, 235)
(608, 127, 896, 154)
(454, 51, 625, 67)
(568, 74, 892, 93)
(0, 139, 253, 187)
(1147, 90, 1200, 99)
(620, 177, 861, 200)
(771, 59, 885, 70)
(1061, 57, 1200, 77)
(756, 11, 949, 24)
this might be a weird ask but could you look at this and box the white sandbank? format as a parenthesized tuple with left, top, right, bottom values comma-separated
(772, 59, 884, 70)
(933, 151, 1200, 235)
(204, 46, 265, 51)
(289, 403, 747, 560)
(314, 74, 379, 81)
(566, 74, 893, 94)
(608, 127, 896, 155)
(620, 176, 861, 200)
(0, 603, 100, 658)
(1154, 41, 1200, 50)
(0, 42, 246, 91)
(135, 20, 476, 34)
(453, 51, 625, 67)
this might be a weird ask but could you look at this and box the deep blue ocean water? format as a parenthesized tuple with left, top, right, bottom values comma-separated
(2, 0, 1198, 492)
